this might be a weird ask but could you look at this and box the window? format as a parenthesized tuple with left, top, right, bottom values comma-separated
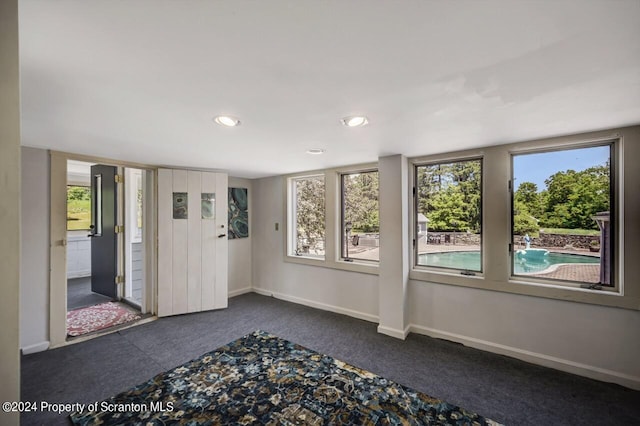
(289, 175, 326, 258)
(511, 143, 614, 287)
(415, 158, 482, 273)
(66, 185, 91, 230)
(341, 170, 379, 262)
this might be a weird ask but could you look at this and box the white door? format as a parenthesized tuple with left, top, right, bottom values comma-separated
(157, 169, 228, 317)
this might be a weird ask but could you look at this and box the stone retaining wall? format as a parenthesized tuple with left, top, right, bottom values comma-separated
(356, 235, 379, 247)
(423, 232, 600, 249)
(350, 231, 599, 249)
(424, 232, 481, 245)
(516, 233, 599, 249)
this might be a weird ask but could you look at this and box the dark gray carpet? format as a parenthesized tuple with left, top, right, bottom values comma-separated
(22, 293, 640, 425)
(67, 277, 112, 311)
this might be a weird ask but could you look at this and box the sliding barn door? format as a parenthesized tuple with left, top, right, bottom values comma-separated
(157, 169, 228, 317)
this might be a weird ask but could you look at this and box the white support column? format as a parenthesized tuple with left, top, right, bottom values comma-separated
(377, 154, 410, 339)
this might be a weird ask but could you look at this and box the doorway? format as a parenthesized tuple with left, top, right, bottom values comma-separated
(59, 158, 155, 340)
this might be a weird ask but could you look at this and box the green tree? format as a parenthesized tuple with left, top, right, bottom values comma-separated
(295, 177, 325, 253)
(450, 160, 481, 232)
(514, 182, 541, 217)
(67, 186, 90, 201)
(540, 164, 609, 229)
(417, 160, 481, 232)
(343, 171, 379, 233)
(513, 199, 539, 235)
(567, 165, 609, 229)
(427, 185, 470, 231)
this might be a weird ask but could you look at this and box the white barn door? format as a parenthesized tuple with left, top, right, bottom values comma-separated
(157, 169, 228, 317)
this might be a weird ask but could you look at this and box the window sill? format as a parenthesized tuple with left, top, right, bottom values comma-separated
(410, 267, 484, 284)
(334, 259, 379, 275)
(410, 268, 639, 311)
(285, 254, 325, 265)
(284, 255, 379, 275)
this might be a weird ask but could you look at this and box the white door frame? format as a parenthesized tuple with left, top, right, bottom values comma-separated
(48, 151, 157, 348)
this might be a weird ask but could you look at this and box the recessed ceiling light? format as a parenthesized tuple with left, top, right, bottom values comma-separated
(306, 149, 325, 155)
(213, 115, 240, 127)
(341, 116, 369, 127)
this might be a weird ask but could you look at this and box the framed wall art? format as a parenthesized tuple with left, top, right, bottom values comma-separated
(228, 187, 248, 239)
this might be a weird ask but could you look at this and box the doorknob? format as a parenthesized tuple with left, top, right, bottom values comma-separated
(217, 234, 226, 238)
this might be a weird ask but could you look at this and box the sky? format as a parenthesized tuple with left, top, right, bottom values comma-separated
(512, 145, 610, 192)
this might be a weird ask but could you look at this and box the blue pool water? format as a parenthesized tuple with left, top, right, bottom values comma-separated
(418, 250, 599, 273)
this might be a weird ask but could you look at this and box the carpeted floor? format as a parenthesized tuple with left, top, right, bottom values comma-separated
(70, 330, 500, 425)
(22, 293, 640, 425)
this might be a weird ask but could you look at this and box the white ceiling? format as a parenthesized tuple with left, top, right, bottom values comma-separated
(18, 0, 640, 178)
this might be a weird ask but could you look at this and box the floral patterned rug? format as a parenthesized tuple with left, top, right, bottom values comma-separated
(67, 302, 141, 337)
(70, 330, 501, 425)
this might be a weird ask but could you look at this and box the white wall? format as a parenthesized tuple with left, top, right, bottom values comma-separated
(20, 148, 51, 353)
(251, 176, 379, 322)
(67, 232, 91, 278)
(408, 281, 640, 387)
(228, 177, 253, 296)
(0, 0, 21, 421)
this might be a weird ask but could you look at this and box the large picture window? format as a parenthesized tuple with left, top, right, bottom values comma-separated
(415, 159, 482, 273)
(511, 143, 613, 287)
(289, 175, 326, 258)
(341, 170, 379, 262)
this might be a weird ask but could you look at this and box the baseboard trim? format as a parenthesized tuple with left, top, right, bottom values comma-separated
(409, 324, 640, 391)
(21, 341, 50, 355)
(252, 287, 272, 297)
(377, 325, 410, 340)
(229, 287, 252, 298)
(251, 287, 379, 324)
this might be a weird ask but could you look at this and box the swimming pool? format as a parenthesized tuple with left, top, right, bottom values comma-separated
(417, 251, 599, 274)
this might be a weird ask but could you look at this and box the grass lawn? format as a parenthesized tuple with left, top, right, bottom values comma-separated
(541, 228, 599, 236)
(67, 199, 91, 230)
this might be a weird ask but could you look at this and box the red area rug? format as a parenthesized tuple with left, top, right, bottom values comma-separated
(67, 302, 141, 337)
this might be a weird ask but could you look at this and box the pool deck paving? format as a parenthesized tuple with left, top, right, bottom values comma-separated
(530, 263, 600, 283)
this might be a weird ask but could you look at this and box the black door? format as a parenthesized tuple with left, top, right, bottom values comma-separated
(90, 164, 118, 299)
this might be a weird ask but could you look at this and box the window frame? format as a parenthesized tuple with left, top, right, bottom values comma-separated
(413, 157, 484, 275)
(339, 168, 380, 263)
(409, 132, 629, 310)
(508, 139, 620, 293)
(287, 173, 327, 260)
(284, 164, 379, 275)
